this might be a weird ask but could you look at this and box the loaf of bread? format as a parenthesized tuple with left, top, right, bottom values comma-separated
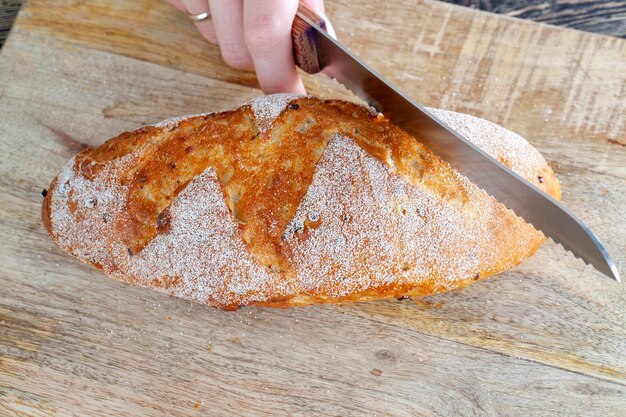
(42, 94, 560, 309)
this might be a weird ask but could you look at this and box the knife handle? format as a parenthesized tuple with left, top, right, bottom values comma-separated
(292, 4, 326, 74)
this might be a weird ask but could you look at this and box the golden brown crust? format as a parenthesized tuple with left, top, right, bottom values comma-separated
(43, 95, 560, 309)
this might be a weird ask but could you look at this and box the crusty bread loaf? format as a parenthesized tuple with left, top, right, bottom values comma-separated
(42, 94, 560, 310)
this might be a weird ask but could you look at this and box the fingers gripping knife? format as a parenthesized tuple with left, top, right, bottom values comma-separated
(290, 5, 620, 281)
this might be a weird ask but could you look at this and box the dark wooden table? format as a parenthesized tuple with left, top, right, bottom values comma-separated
(0, 0, 20, 47)
(447, 0, 626, 38)
(1, 0, 625, 49)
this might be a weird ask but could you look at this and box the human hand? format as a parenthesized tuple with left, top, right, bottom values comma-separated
(168, 0, 327, 94)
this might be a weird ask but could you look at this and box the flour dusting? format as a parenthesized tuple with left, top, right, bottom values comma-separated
(429, 108, 546, 180)
(128, 168, 290, 306)
(283, 135, 507, 297)
(248, 93, 303, 132)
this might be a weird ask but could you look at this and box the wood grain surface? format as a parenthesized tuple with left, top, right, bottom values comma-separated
(1, 0, 625, 415)
(2, 0, 626, 49)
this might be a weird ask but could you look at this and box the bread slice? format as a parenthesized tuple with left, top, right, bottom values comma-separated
(42, 94, 560, 309)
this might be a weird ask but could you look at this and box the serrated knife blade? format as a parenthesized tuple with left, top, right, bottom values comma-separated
(292, 6, 620, 281)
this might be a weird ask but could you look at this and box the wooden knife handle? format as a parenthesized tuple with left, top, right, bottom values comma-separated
(292, 4, 326, 74)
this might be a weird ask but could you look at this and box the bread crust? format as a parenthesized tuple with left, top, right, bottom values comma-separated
(43, 95, 560, 309)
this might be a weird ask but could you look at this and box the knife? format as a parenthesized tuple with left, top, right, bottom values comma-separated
(291, 5, 620, 282)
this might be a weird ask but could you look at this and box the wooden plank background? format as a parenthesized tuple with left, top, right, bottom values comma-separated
(447, 0, 626, 38)
(1, 0, 625, 415)
(2, 0, 626, 48)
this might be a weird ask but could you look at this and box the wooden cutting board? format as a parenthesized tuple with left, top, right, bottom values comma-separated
(1, 0, 625, 415)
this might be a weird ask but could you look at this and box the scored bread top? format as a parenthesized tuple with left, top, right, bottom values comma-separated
(43, 94, 560, 309)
